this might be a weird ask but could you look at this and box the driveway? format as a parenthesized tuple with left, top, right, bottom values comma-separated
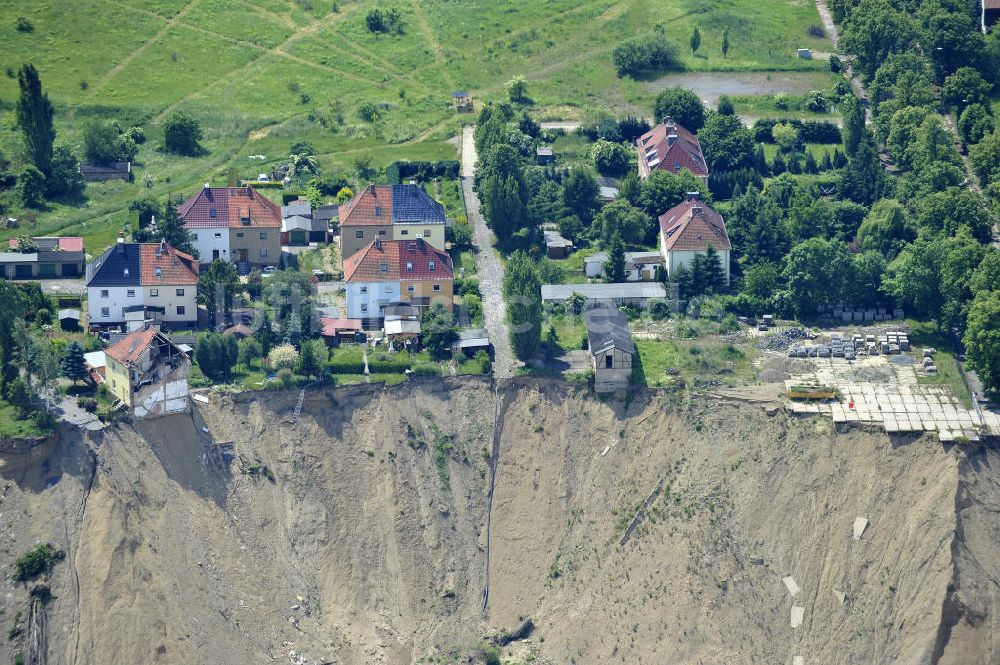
(461, 126, 516, 379)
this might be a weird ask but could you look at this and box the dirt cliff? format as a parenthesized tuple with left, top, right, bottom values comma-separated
(0, 377, 995, 664)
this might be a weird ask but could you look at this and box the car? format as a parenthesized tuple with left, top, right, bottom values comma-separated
(262, 265, 277, 275)
(312, 269, 325, 277)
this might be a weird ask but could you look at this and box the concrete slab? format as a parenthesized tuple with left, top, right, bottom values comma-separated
(791, 606, 804, 628)
(853, 517, 869, 540)
(783, 576, 800, 597)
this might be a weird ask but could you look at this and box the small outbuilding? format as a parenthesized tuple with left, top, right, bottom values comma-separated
(543, 230, 573, 259)
(58, 309, 81, 331)
(536, 146, 554, 165)
(81, 161, 131, 182)
(452, 328, 491, 356)
(452, 91, 474, 112)
(584, 307, 634, 393)
(320, 317, 363, 344)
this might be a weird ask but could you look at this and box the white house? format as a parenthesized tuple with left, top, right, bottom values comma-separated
(345, 281, 402, 320)
(657, 193, 731, 285)
(86, 240, 199, 328)
(584, 251, 664, 281)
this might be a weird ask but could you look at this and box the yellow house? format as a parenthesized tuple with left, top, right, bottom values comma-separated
(104, 326, 191, 418)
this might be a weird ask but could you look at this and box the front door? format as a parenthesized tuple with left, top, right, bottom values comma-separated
(213, 249, 220, 260)
(238, 249, 248, 262)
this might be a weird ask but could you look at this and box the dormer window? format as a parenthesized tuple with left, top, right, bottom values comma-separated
(429, 261, 435, 271)
(374, 206, 382, 217)
(123, 268, 129, 277)
(209, 208, 217, 218)
(380, 262, 388, 272)
(154, 267, 162, 277)
(406, 261, 413, 271)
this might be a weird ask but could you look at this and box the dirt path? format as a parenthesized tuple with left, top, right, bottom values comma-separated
(409, 0, 454, 90)
(461, 126, 516, 378)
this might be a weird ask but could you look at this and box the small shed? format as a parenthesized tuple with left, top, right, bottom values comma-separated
(541, 282, 667, 309)
(452, 91, 473, 112)
(223, 323, 253, 338)
(452, 328, 491, 356)
(81, 161, 131, 182)
(536, 146, 554, 165)
(597, 176, 620, 203)
(58, 308, 81, 331)
(584, 308, 634, 393)
(320, 317, 363, 344)
(543, 230, 573, 259)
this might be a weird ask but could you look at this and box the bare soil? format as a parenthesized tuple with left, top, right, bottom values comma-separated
(0, 378, 995, 664)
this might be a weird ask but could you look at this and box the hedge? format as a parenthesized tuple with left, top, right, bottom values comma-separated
(367, 351, 411, 374)
(386, 160, 461, 184)
(751, 119, 842, 144)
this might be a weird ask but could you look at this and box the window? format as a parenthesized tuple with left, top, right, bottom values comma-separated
(209, 208, 217, 218)
(260, 248, 267, 257)
(605, 355, 613, 369)
(407, 285, 415, 293)
(355, 230, 364, 239)
(126, 289, 135, 297)
(374, 206, 382, 217)
(149, 289, 158, 297)
(406, 262, 413, 271)
(360, 286, 368, 294)
(236, 232, 244, 238)
(177, 306, 186, 316)
(176, 288, 185, 296)
(100, 289, 109, 298)
(429, 261, 435, 272)
(433, 284, 441, 292)
(100, 307, 109, 317)
(214, 232, 222, 238)
(379, 263, 388, 273)
(400, 229, 409, 236)
(154, 267, 162, 277)
(192, 233, 199, 240)
(259, 232, 268, 240)
(423, 229, 431, 238)
(361, 303, 368, 312)
(378, 229, 387, 236)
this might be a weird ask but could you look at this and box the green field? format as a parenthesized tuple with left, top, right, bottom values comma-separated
(0, 0, 832, 254)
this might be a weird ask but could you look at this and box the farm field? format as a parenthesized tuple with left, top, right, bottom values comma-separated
(0, 0, 832, 252)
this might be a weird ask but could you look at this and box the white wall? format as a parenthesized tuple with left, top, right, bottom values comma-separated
(144, 285, 198, 324)
(189, 227, 230, 264)
(88, 285, 142, 324)
(346, 281, 401, 319)
(391, 224, 446, 251)
(661, 239, 730, 285)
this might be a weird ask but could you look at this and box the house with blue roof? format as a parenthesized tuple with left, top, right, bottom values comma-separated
(338, 184, 447, 262)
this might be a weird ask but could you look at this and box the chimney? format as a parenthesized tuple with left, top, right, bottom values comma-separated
(691, 205, 703, 217)
(368, 183, 376, 195)
(204, 183, 210, 189)
(667, 133, 678, 147)
(116, 234, 125, 253)
(159, 238, 166, 255)
(687, 191, 700, 201)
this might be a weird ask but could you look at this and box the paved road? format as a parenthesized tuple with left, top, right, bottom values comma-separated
(461, 126, 516, 379)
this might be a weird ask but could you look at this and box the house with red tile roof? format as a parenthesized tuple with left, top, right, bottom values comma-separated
(636, 119, 709, 182)
(86, 239, 199, 327)
(103, 324, 190, 419)
(177, 185, 281, 268)
(657, 193, 731, 285)
(343, 237, 453, 323)
(339, 184, 447, 261)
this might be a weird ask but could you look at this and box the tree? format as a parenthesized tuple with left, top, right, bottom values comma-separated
(288, 152, 319, 179)
(562, 168, 600, 225)
(638, 170, 708, 219)
(958, 104, 994, 146)
(970, 130, 1000, 184)
(83, 119, 122, 164)
(772, 123, 799, 153)
(421, 303, 457, 359)
(883, 237, 944, 321)
(567, 291, 586, 315)
(268, 343, 298, 370)
(60, 341, 88, 385)
(694, 245, 727, 294)
(17, 166, 45, 208)
(253, 310, 273, 356)
(195, 333, 238, 382)
(506, 76, 528, 103)
(603, 232, 626, 282)
(850, 250, 888, 307)
(297, 338, 326, 377)
(613, 26, 680, 77)
(972, 250, 1000, 293)
(856, 199, 914, 257)
(840, 132, 888, 205)
(591, 140, 633, 177)
(46, 146, 84, 198)
(595, 199, 649, 245)
(940, 233, 988, 330)
(690, 26, 701, 54)
(964, 291, 1000, 392)
(941, 67, 992, 111)
(717, 95, 735, 116)
(653, 87, 705, 129)
(781, 238, 853, 317)
(15, 64, 55, 178)
(163, 112, 203, 156)
(841, 95, 866, 157)
(157, 199, 197, 257)
(839, 0, 912, 79)
(698, 113, 754, 171)
(199, 259, 240, 328)
(237, 337, 262, 369)
(503, 251, 542, 361)
(721, 28, 730, 58)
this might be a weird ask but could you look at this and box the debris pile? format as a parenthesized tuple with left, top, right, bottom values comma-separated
(759, 328, 808, 351)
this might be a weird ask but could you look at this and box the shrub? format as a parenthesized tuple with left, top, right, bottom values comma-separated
(277, 368, 294, 388)
(268, 343, 299, 370)
(649, 299, 671, 320)
(613, 26, 679, 77)
(15, 544, 63, 581)
(366, 7, 404, 34)
(162, 112, 203, 156)
(15, 17, 33, 32)
(411, 363, 441, 376)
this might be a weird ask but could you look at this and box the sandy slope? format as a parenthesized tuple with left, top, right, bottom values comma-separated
(0, 378, 995, 664)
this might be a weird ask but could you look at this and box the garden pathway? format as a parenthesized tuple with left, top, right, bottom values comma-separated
(461, 126, 516, 379)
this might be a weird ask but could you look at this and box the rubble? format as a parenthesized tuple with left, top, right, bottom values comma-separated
(758, 327, 808, 351)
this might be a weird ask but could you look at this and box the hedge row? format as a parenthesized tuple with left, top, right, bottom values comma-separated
(386, 160, 461, 183)
(751, 119, 842, 144)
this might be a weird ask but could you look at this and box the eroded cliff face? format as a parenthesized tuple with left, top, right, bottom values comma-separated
(0, 378, 994, 665)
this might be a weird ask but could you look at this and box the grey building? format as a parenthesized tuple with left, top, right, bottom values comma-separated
(584, 307, 634, 393)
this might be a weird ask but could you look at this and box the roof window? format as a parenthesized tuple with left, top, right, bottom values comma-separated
(209, 208, 216, 218)
(374, 206, 382, 217)
(154, 267, 162, 277)
(406, 261, 413, 271)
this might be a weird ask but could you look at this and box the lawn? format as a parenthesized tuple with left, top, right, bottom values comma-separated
(633, 338, 756, 388)
(450, 248, 477, 277)
(0, 402, 49, 439)
(547, 313, 587, 352)
(0, 0, 833, 256)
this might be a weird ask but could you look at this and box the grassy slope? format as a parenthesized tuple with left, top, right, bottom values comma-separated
(0, 0, 830, 254)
